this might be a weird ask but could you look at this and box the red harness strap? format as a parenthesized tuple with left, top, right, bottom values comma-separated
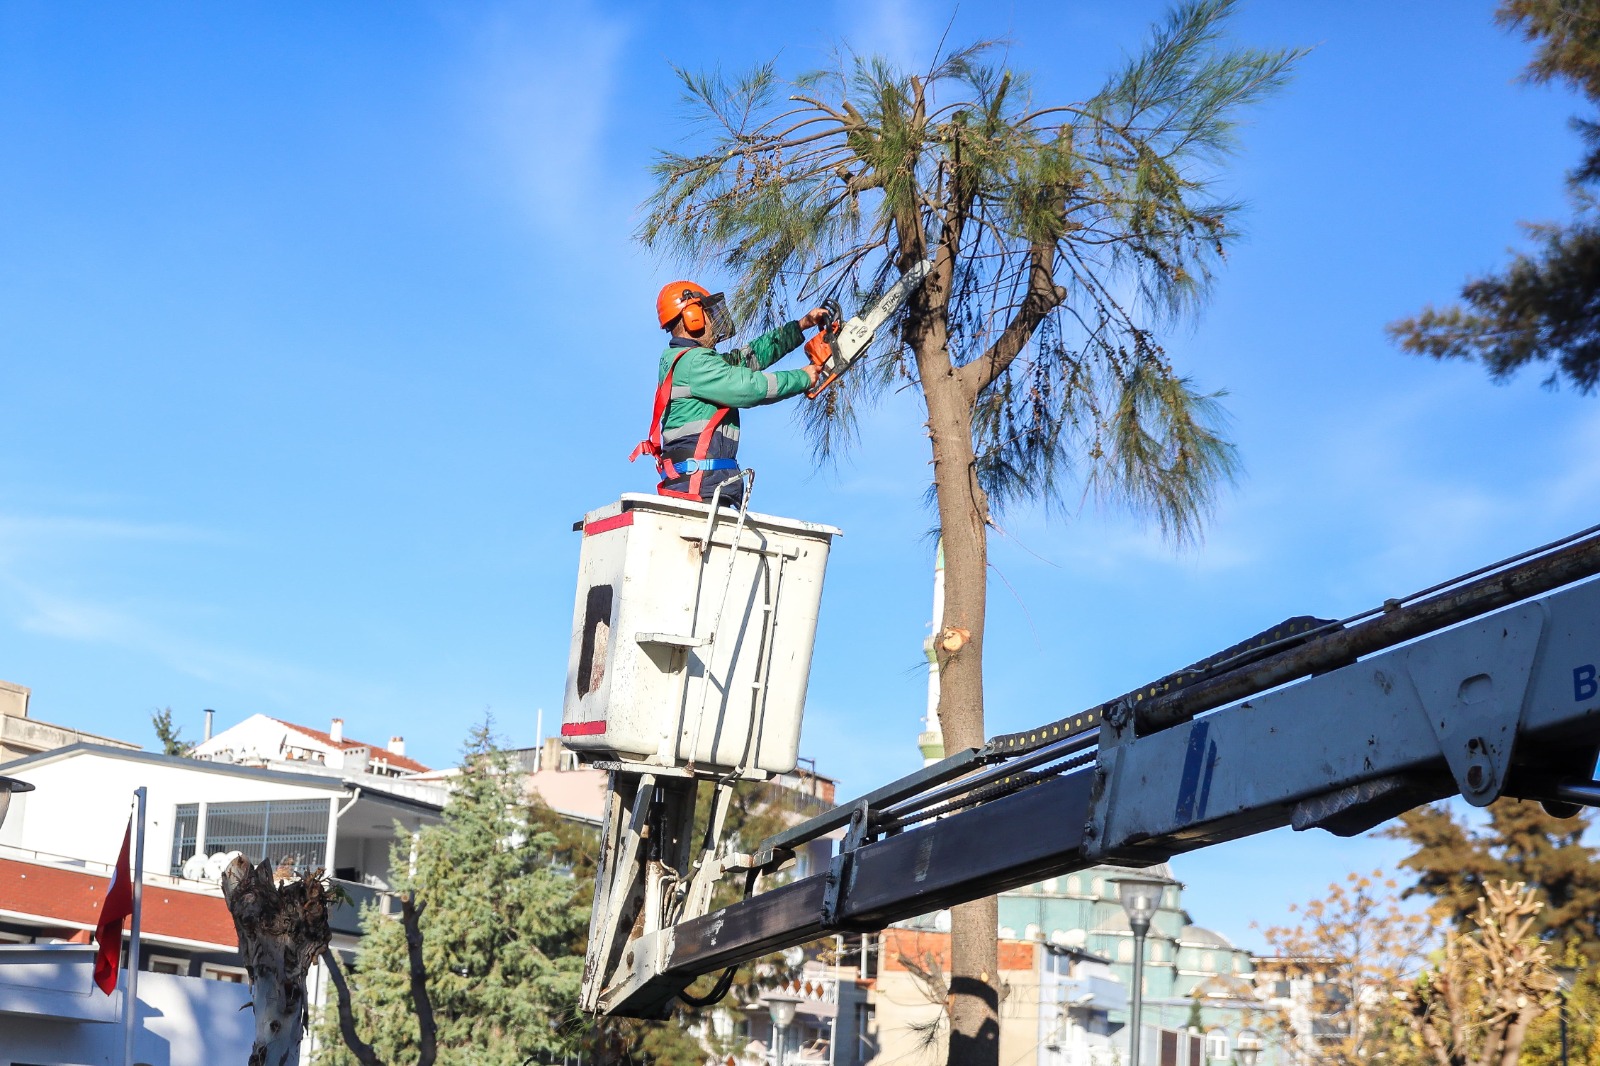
(628, 350, 732, 500)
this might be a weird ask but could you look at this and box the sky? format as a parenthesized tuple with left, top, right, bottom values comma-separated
(1, 1, 1596, 951)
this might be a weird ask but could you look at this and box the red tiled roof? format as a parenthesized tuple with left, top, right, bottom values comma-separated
(269, 718, 432, 774)
(0, 858, 236, 949)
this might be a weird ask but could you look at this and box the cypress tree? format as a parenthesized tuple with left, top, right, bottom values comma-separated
(1382, 798, 1600, 956)
(318, 725, 586, 1066)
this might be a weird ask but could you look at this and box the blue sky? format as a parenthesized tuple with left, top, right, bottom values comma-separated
(2, 1, 1596, 949)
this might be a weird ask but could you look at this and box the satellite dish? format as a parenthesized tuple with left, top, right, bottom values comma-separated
(181, 854, 208, 881)
(204, 850, 244, 882)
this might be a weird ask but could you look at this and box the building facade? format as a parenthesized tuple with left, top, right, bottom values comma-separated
(0, 680, 138, 764)
(0, 742, 447, 1064)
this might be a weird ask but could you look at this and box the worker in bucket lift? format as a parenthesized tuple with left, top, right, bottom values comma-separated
(629, 281, 834, 507)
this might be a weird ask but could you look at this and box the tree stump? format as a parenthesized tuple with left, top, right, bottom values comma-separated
(221, 856, 333, 1066)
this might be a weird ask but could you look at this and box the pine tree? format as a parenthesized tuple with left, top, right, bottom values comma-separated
(318, 726, 586, 1066)
(151, 707, 188, 756)
(639, 8, 1298, 1066)
(1389, 0, 1600, 392)
(1381, 799, 1600, 957)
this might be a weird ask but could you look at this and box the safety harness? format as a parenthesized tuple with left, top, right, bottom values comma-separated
(628, 349, 739, 501)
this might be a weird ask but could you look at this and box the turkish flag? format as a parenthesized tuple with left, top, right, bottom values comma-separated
(93, 818, 133, 994)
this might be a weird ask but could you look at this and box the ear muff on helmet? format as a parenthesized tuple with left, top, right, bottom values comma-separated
(657, 279, 712, 330)
(680, 297, 706, 334)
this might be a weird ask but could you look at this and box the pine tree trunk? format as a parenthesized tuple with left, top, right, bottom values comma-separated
(918, 339, 999, 1066)
(221, 856, 333, 1066)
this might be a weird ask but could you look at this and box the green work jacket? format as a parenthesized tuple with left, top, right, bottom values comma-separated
(659, 322, 810, 449)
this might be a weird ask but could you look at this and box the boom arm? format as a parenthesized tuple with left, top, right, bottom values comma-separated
(584, 526, 1600, 1018)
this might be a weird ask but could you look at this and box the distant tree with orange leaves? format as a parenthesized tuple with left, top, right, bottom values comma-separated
(1259, 870, 1436, 1066)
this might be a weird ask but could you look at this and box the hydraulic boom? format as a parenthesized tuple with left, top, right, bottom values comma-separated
(579, 522, 1600, 1019)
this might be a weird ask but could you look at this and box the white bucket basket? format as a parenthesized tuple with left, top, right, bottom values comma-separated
(561, 494, 841, 776)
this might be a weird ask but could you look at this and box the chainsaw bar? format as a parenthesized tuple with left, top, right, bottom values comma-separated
(804, 258, 934, 400)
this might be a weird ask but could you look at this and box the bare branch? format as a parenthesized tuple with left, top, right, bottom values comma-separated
(322, 948, 387, 1066)
(402, 894, 438, 1066)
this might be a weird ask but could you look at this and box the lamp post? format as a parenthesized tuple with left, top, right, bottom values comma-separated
(0, 775, 34, 831)
(1113, 875, 1173, 1066)
(763, 987, 804, 1066)
(1235, 1028, 1263, 1066)
(1553, 965, 1579, 1066)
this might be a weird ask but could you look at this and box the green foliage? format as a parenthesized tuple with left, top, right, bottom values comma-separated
(1381, 798, 1600, 957)
(640, 0, 1298, 535)
(1390, 0, 1600, 393)
(317, 725, 586, 1066)
(151, 707, 188, 756)
(1520, 944, 1598, 1066)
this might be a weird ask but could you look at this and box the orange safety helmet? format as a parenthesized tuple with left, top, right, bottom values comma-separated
(655, 280, 737, 342)
(657, 280, 710, 331)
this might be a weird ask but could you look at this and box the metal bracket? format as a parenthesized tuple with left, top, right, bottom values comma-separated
(1406, 602, 1544, 807)
(821, 800, 872, 926)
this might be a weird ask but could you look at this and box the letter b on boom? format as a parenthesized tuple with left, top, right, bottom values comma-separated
(1577, 664, 1599, 702)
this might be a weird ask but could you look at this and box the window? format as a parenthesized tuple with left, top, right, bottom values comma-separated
(147, 955, 187, 975)
(576, 584, 614, 696)
(0, 929, 31, 944)
(199, 799, 331, 872)
(1206, 1030, 1230, 1061)
(170, 803, 200, 875)
(202, 963, 248, 983)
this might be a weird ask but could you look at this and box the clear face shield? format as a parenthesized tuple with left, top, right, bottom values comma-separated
(697, 292, 738, 344)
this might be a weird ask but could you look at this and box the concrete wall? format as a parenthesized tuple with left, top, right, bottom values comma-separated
(0, 944, 253, 1066)
(0, 684, 138, 764)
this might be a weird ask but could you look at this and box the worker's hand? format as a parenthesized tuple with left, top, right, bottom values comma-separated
(798, 303, 836, 331)
(800, 361, 823, 386)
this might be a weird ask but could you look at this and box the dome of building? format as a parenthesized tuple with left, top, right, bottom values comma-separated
(1101, 861, 1176, 880)
(1179, 924, 1235, 949)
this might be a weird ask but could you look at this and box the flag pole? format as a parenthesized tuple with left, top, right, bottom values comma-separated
(122, 786, 146, 1066)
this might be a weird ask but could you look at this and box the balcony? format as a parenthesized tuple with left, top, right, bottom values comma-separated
(328, 878, 398, 936)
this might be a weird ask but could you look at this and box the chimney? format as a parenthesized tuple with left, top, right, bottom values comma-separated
(0, 681, 30, 720)
(329, 717, 344, 743)
(542, 736, 565, 773)
(388, 736, 405, 757)
(203, 708, 215, 741)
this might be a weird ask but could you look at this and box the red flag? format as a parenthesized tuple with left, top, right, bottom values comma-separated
(93, 817, 133, 994)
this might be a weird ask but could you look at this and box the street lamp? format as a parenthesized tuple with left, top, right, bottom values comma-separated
(1235, 1029, 1263, 1066)
(763, 987, 804, 1066)
(1553, 965, 1580, 1066)
(1113, 875, 1174, 1066)
(0, 775, 34, 831)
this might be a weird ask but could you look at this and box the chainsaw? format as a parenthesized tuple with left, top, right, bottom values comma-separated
(803, 257, 934, 399)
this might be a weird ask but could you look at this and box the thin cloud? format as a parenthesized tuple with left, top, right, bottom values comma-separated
(461, 3, 632, 239)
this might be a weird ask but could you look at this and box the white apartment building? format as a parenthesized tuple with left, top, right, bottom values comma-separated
(189, 711, 430, 779)
(0, 742, 446, 1064)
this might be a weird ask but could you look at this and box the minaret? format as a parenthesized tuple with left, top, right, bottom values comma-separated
(918, 539, 946, 766)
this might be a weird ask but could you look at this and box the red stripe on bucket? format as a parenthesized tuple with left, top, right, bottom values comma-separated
(561, 720, 607, 737)
(584, 512, 634, 537)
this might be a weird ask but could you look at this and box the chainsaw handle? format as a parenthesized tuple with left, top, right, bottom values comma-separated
(804, 326, 839, 369)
